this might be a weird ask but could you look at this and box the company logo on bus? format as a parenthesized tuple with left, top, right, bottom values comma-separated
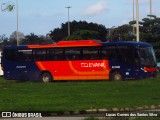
(81, 63, 106, 68)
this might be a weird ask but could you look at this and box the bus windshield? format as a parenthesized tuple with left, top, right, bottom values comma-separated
(137, 47, 157, 67)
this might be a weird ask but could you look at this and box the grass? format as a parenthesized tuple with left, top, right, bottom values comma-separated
(0, 75, 160, 112)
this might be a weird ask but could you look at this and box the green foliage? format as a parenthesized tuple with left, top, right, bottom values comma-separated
(22, 33, 39, 44)
(21, 33, 52, 45)
(129, 20, 136, 25)
(139, 15, 160, 61)
(111, 15, 160, 42)
(49, 21, 107, 42)
(140, 17, 160, 42)
(63, 30, 99, 40)
(0, 34, 8, 42)
(63, 35, 82, 40)
(110, 24, 134, 41)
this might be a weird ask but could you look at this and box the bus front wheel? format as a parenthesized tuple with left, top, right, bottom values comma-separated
(110, 71, 122, 81)
(41, 72, 52, 83)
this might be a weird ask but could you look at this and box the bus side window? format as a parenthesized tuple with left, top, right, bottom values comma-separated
(20, 50, 33, 61)
(65, 48, 81, 60)
(107, 46, 119, 60)
(49, 49, 64, 61)
(101, 49, 108, 59)
(33, 49, 47, 61)
(119, 46, 134, 64)
(83, 48, 100, 60)
(5, 49, 33, 62)
(134, 50, 140, 66)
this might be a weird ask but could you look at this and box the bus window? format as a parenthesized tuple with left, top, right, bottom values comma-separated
(101, 48, 108, 59)
(18, 50, 33, 61)
(5, 49, 33, 62)
(118, 46, 134, 64)
(49, 49, 64, 60)
(107, 46, 120, 60)
(33, 49, 47, 61)
(83, 48, 100, 60)
(65, 48, 81, 60)
(137, 47, 157, 67)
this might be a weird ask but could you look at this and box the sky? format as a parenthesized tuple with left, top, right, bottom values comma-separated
(0, 0, 160, 37)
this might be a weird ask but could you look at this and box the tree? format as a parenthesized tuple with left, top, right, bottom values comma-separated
(139, 15, 160, 61)
(139, 15, 160, 42)
(0, 34, 9, 49)
(21, 33, 53, 45)
(110, 25, 134, 41)
(109, 15, 160, 42)
(0, 34, 8, 43)
(63, 30, 99, 40)
(22, 33, 39, 45)
(49, 21, 108, 42)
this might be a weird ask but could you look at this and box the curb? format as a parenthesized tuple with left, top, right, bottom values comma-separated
(42, 105, 160, 116)
(84, 105, 160, 114)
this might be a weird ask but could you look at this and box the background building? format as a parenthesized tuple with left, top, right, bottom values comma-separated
(9, 31, 25, 41)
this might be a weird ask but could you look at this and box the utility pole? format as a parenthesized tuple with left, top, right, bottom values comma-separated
(133, 0, 135, 40)
(16, 0, 19, 46)
(66, 6, 71, 36)
(136, 0, 139, 42)
(150, 0, 152, 18)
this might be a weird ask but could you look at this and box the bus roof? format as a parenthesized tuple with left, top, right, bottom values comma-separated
(101, 41, 152, 47)
(4, 40, 102, 49)
(4, 40, 152, 50)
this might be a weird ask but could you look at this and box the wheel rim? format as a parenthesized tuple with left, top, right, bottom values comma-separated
(114, 73, 122, 80)
(42, 75, 50, 83)
(115, 75, 121, 80)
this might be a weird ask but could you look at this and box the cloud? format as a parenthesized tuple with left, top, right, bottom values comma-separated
(83, 1, 108, 17)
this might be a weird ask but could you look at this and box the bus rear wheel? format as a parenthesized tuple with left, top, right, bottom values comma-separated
(111, 71, 122, 81)
(41, 72, 52, 83)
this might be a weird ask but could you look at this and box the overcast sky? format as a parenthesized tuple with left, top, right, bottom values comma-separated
(0, 0, 160, 37)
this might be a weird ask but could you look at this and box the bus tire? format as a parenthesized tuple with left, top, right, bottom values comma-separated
(110, 71, 122, 81)
(41, 72, 52, 83)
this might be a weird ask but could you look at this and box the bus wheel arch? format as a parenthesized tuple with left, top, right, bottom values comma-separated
(110, 70, 123, 81)
(41, 71, 53, 83)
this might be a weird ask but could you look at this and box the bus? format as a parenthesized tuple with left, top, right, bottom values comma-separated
(1, 40, 157, 82)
